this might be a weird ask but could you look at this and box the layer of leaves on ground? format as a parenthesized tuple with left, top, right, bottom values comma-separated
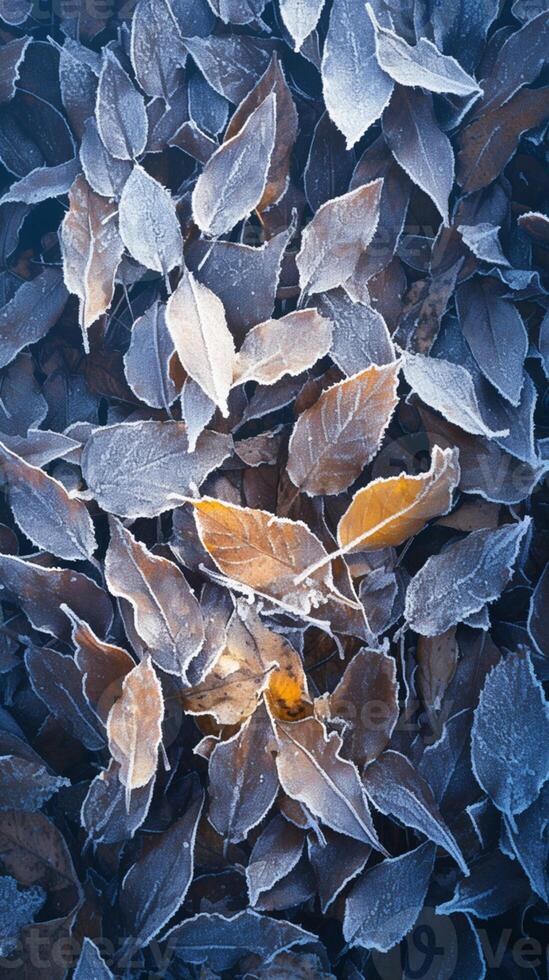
(0, 0, 547, 977)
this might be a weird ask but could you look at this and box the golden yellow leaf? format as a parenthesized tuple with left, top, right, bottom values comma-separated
(294, 446, 459, 584)
(183, 601, 309, 725)
(106, 657, 163, 802)
(189, 496, 354, 617)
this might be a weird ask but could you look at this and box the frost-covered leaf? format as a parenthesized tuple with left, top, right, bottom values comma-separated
(233, 309, 332, 387)
(322, 0, 393, 149)
(189, 497, 347, 616)
(368, 7, 482, 97)
(456, 277, 527, 406)
(435, 852, 530, 919)
(66, 607, 134, 723)
(0, 756, 69, 812)
(318, 290, 395, 376)
(403, 352, 509, 439)
(105, 516, 204, 678)
(0, 554, 112, 640)
(344, 842, 436, 951)
(163, 909, 318, 972)
(273, 715, 384, 849)
(61, 174, 123, 348)
(383, 87, 454, 225)
(335, 445, 459, 556)
(119, 164, 182, 275)
(81, 759, 154, 844)
(363, 750, 469, 873)
(405, 518, 531, 636)
(456, 86, 549, 193)
(183, 601, 308, 724)
(79, 117, 131, 199)
(74, 938, 114, 980)
(279, 0, 325, 49)
(130, 0, 186, 99)
(225, 54, 297, 211)
(471, 648, 549, 820)
(1, 158, 79, 204)
(165, 270, 235, 414)
(192, 93, 276, 236)
(296, 180, 383, 295)
(207, 700, 279, 842)
(0, 438, 96, 560)
(0, 876, 45, 957)
(25, 644, 104, 750)
(0, 268, 67, 370)
(286, 362, 399, 496)
(187, 225, 291, 342)
(324, 647, 399, 767)
(95, 49, 148, 160)
(0, 36, 30, 103)
(246, 813, 304, 906)
(181, 33, 275, 102)
(120, 781, 204, 947)
(106, 657, 163, 795)
(81, 420, 231, 518)
(123, 301, 178, 410)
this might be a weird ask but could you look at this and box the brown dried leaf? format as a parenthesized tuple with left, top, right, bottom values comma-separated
(272, 715, 384, 849)
(183, 600, 308, 724)
(105, 516, 204, 679)
(296, 180, 383, 296)
(64, 606, 134, 724)
(286, 361, 400, 496)
(60, 175, 123, 350)
(232, 309, 332, 387)
(106, 656, 164, 796)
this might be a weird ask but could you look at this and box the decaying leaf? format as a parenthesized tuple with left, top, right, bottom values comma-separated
(106, 656, 164, 797)
(233, 309, 332, 387)
(183, 600, 308, 724)
(60, 175, 123, 350)
(296, 180, 383, 295)
(286, 361, 400, 496)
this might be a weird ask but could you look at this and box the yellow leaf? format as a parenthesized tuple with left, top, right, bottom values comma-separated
(337, 445, 460, 553)
(189, 496, 353, 617)
(183, 601, 309, 725)
(294, 446, 459, 584)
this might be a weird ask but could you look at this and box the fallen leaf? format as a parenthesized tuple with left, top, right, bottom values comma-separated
(192, 93, 276, 236)
(286, 361, 400, 496)
(296, 180, 383, 295)
(61, 175, 123, 349)
(165, 269, 235, 415)
(106, 656, 164, 798)
(233, 309, 332, 387)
